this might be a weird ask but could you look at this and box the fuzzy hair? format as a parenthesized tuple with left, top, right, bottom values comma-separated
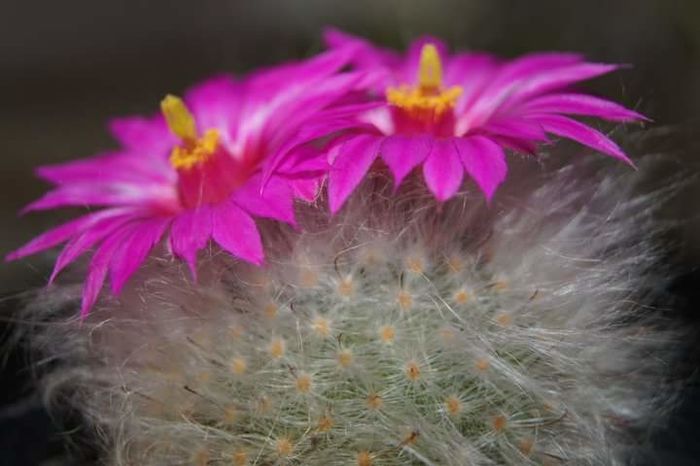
(12, 136, 689, 465)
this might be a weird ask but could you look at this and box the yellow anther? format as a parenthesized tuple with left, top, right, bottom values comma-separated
(161, 94, 220, 170)
(161, 94, 197, 142)
(169, 129, 219, 170)
(418, 44, 443, 91)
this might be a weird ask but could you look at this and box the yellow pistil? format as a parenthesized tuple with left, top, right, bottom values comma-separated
(161, 94, 220, 170)
(386, 44, 463, 117)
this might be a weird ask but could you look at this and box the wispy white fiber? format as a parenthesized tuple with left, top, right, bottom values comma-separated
(16, 149, 686, 465)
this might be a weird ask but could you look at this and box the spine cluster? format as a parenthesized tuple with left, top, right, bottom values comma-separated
(24, 158, 679, 466)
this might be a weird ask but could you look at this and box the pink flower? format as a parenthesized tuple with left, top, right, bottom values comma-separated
(7, 49, 357, 316)
(283, 29, 646, 213)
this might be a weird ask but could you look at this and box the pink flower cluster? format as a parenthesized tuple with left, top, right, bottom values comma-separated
(6, 29, 645, 316)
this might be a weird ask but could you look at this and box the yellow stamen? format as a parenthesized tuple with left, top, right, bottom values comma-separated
(161, 94, 197, 141)
(161, 94, 220, 170)
(386, 43, 463, 118)
(418, 44, 442, 91)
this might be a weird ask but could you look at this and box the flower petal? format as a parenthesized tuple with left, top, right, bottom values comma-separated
(380, 135, 432, 188)
(231, 174, 296, 225)
(422, 139, 464, 201)
(5, 210, 127, 261)
(49, 212, 136, 283)
(108, 116, 175, 157)
(185, 75, 242, 135)
(211, 201, 264, 265)
(169, 206, 212, 279)
(508, 63, 620, 103)
(109, 217, 170, 295)
(328, 134, 381, 214)
(81, 226, 133, 318)
(291, 178, 322, 203)
(477, 119, 548, 142)
(454, 136, 508, 200)
(522, 93, 647, 122)
(323, 27, 400, 88)
(36, 152, 173, 185)
(22, 182, 177, 213)
(537, 115, 633, 164)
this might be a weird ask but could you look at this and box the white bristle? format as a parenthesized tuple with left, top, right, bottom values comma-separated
(17, 152, 686, 465)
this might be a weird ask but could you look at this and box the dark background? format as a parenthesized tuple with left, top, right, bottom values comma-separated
(1, 0, 699, 464)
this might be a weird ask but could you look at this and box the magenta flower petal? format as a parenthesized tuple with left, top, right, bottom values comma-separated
(537, 114, 632, 163)
(81, 228, 132, 317)
(109, 218, 170, 295)
(454, 136, 507, 200)
(300, 30, 644, 205)
(515, 63, 619, 98)
(185, 75, 242, 133)
(478, 119, 548, 143)
(36, 153, 173, 185)
(231, 174, 296, 225)
(22, 182, 176, 213)
(323, 27, 401, 76)
(108, 116, 174, 157)
(211, 201, 264, 266)
(380, 135, 432, 188)
(10, 44, 362, 316)
(522, 93, 647, 122)
(490, 52, 583, 84)
(50, 212, 136, 283)
(423, 140, 464, 201)
(6, 210, 124, 261)
(169, 205, 213, 279)
(291, 178, 321, 203)
(328, 134, 381, 214)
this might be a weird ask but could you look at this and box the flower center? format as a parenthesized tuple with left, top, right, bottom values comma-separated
(386, 44, 463, 121)
(161, 95, 243, 209)
(161, 95, 220, 170)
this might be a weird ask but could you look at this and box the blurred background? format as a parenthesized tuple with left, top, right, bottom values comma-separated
(1, 0, 699, 464)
